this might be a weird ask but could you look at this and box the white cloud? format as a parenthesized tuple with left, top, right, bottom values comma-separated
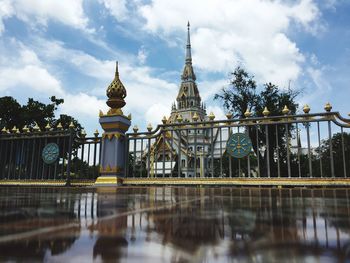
(99, 0, 128, 21)
(138, 0, 321, 87)
(0, 65, 63, 95)
(0, 37, 178, 131)
(145, 103, 170, 128)
(137, 46, 148, 65)
(0, 0, 91, 33)
(59, 92, 107, 119)
(206, 105, 226, 120)
(0, 44, 63, 95)
(0, 0, 13, 34)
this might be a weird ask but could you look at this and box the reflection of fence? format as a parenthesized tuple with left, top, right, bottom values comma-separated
(126, 109, 350, 180)
(0, 129, 101, 185)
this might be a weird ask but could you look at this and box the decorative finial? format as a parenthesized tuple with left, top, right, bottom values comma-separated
(192, 112, 199, 121)
(226, 112, 233, 119)
(244, 109, 252, 118)
(45, 123, 51, 131)
(147, 123, 153, 132)
(303, 104, 310, 114)
(106, 61, 127, 116)
(11, 126, 17, 133)
(33, 122, 40, 132)
(282, 105, 290, 115)
(2, 127, 7, 134)
(133, 125, 139, 133)
(177, 114, 183, 123)
(162, 116, 167, 124)
(57, 122, 63, 130)
(80, 129, 86, 138)
(23, 125, 30, 133)
(115, 61, 119, 77)
(69, 121, 75, 129)
(208, 112, 215, 121)
(262, 107, 270, 117)
(94, 129, 99, 137)
(185, 22, 192, 65)
(324, 102, 332, 112)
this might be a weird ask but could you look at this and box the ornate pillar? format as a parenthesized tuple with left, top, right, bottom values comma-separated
(95, 62, 131, 186)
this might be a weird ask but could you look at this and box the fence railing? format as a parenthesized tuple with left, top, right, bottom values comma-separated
(126, 110, 350, 179)
(0, 129, 101, 184)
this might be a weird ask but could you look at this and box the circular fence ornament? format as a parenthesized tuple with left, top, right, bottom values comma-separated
(42, 143, 59, 164)
(226, 133, 252, 158)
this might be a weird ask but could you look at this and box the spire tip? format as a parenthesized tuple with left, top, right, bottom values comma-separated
(115, 61, 119, 76)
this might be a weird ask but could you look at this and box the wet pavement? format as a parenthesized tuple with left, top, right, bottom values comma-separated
(0, 187, 350, 262)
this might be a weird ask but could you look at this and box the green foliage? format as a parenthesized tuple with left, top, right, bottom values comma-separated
(214, 66, 257, 118)
(315, 132, 350, 177)
(0, 96, 82, 133)
(214, 66, 300, 177)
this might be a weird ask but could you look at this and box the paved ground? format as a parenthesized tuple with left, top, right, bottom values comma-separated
(0, 186, 349, 262)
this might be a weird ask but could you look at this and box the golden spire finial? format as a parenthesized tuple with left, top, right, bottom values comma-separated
(33, 122, 40, 132)
(282, 105, 290, 115)
(69, 121, 75, 129)
(192, 112, 199, 121)
(262, 107, 270, 117)
(45, 123, 51, 131)
(244, 109, 252, 118)
(303, 104, 310, 114)
(162, 116, 167, 124)
(324, 102, 332, 112)
(80, 129, 86, 138)
(115, 61, 119, 77)
(208, 112, 215, 121)
(177, 114, 183, 123)
(106, 61, 127, 116)
(57, 122, 63, 130)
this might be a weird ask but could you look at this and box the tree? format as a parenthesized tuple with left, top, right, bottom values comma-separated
(214, 66, 257, 118)
(315, 132, 350, 177)
(0, 96, 82, 133)
(214, 66, 300, 177)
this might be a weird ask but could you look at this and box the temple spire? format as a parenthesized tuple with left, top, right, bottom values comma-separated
(115, 61, 119, 77)
(185, 21, 192, 64)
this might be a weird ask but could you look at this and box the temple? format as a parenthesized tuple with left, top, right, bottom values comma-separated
(146, 22, 219, 178)
(169, 22, 207, 123)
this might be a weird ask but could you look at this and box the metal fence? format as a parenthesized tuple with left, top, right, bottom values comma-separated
(0, 129, 101, 184)
(125, 110, 350, 179)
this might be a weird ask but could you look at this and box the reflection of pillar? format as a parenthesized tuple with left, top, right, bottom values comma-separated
(199, 150, 205, 178)
(95, 62, 131, 186)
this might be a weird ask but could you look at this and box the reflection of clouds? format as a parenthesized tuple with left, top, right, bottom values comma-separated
(0, 187, 83, 261)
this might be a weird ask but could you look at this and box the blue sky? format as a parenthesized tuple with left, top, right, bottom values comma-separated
(0, 0, 349, 134)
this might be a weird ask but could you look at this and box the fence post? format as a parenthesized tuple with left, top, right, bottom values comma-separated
(65, 128, 74, 186)
(95, 62, 131, 186)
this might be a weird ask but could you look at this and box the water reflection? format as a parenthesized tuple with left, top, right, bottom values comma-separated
(0, 187, 349, 262)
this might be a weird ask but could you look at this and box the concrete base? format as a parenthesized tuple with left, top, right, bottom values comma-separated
(95, 176, 124, 186)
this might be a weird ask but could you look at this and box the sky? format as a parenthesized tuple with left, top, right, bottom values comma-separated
(0, 0, 349, 135)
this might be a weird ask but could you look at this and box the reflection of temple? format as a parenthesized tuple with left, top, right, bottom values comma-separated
(1, 187, 350, 261)
(90, 187, 350, 261)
